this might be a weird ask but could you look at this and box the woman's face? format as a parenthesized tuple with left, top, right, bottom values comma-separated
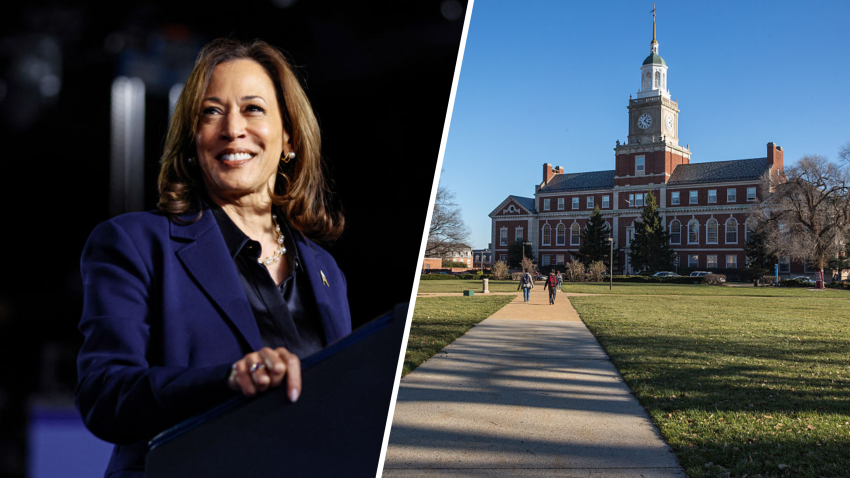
(195, 59, 288, 204)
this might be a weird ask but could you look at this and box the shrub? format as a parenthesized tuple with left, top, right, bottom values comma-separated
(704, 274, 726, 286)
(491, 261, 510, 280)
(587, 261, 607, 282)
(419, 274, 459, 280)
(565, 261, 586, 282)
(759, 276, 778, 286)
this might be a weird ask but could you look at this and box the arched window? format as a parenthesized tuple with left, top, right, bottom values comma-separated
(655, 71, 660, 88)
(706, 218, 719, 244)
(662, 72, 666, 90)
(570, 223, 581, 246)
(556, 223, 566, 246)
(542, 224, 551, 246)
(688, 219, 699, 244)
(669, 220, 681, 244)
(725, 218, 738, 244)
(644, 72, 650, 90)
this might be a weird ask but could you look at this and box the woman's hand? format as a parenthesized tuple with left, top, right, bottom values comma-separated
(228, 347, 301, 402)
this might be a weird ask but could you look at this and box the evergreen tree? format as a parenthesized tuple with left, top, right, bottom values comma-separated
(628, 192, 675, 272)
(506, 241, 534, 268)
(576, 206, 611, 265)
(745, 230, 777, 275)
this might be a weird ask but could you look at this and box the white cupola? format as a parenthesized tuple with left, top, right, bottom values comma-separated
(636, 9, 670, 100)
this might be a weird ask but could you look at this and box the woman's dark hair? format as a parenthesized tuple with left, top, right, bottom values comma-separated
(158, 37, 343, 242)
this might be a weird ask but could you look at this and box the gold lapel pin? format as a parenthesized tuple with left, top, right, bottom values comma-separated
(320, 270, 330, 287)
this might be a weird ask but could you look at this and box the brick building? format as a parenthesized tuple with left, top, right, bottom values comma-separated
(490, 17, 800, 276)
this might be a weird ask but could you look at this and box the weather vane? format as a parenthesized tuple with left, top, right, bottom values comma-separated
(651, 4, 656, 21)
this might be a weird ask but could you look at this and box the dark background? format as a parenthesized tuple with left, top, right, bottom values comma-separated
(0, 0, 466, 474)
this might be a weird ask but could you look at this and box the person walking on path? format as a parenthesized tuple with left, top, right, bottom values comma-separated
(517, 270, 534, 302)
(543, 271, 558, 305)
(555, 270, 564, 293)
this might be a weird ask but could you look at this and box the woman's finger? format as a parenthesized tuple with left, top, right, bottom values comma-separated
(230, 360, 257, 396)
(276, 347, 301, 402)
(258, 347, 286, 388)
(245, 352, 272, 392)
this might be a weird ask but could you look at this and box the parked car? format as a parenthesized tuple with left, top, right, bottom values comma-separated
(689, 271, 711, 277)
(652, 271, 679, 277)
(790, 276, 815, 284)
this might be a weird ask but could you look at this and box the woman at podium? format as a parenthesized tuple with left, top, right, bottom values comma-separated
(76, 38, 351, 477)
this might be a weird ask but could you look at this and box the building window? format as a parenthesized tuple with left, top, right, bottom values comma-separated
(669, 220, 681, 244)
(556, 254, 565, 265)
(725, 218, 738, 244)
(626, 226, 635, 245)
(557, 198, 564, 210)
(689, 190, 698, 204)
(745, 219, 755, 244)
(636, 156, 645, 175)
(602, 195, 610, 208)
(726, 254, 737, 269)
(707, 255, 718, 269)
(556, 223, 566, 246)
(587, 196, 594, 209)
(747, 187, 757, 201)
(688, 219, 699, 244)
(542, 224, 551, 246)
(500, 254, 507, 262)
(688, 254, 699, 268)
(671, 191, 680, 205)
(500, 227, 507, 246)
(542, 254, 550, 266)
(708, 190, 717, 204)
(727, 188, 736, 202)
(706, 218, 719, 244)
(544, 198, 551, 210)
(673, 254, 680, 268)
(572, 197, 579, 209)
(515, 227, 523, 243)
(570, 223, 581, 246)
(779, 256, 790, 273)
(629, 193, 645, 208)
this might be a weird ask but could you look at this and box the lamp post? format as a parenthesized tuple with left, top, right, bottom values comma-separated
(607, 237, 614, 290)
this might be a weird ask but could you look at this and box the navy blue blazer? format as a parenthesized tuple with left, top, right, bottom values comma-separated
(76, 209, 351, 477)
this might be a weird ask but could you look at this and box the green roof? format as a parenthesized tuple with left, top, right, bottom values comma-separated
(642, 52, 666, 66)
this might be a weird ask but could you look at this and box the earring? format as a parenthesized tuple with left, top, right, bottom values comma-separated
(187, 157, 195, 165)
(281, 151, 296, 164)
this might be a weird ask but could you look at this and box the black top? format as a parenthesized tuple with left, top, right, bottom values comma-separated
(210, 205, 325, 358)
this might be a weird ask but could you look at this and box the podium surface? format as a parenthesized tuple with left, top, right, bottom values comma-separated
(146, 303, 407, 478)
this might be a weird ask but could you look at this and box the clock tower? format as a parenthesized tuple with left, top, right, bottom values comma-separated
(614, 9, 690, 187)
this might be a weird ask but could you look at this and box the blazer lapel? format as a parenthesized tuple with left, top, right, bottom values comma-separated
(294, 233, 346, 343)
(170, 211, 263, 352)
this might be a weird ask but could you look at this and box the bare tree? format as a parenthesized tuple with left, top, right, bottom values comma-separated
(520, 256, 536, 274)
(426, 186, 471, 256)
(754, 155, 850, 286)
(840, 142, 850, 167)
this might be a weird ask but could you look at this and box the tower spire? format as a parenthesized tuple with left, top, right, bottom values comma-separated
(650, 4, 658, 53)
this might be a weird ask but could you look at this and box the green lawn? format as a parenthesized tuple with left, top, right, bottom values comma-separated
(403, 295, 516, 376)
(570, 289, 850, 477)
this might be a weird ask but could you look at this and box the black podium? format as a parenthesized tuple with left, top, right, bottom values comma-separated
(145, 303, 408, 478)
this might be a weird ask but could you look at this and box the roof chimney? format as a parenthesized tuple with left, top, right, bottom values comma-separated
(543, 163, 563, 185)
(767, 142, 783, 172)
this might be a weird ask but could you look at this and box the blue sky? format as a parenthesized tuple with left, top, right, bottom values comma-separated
(438, 0, 850, 249)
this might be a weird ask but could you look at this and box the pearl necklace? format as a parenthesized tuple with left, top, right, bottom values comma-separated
(258, 215, 286, 266)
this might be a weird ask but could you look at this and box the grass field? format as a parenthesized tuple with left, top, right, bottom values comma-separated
(403, 295, 516, 376)
(570, 288, 850, 477)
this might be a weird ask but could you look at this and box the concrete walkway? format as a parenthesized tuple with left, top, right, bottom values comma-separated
(383, 289, 685, 477)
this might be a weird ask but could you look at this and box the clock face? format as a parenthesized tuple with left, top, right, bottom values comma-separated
(665, 114, 674, 132)
(638, 113, 652, 129)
